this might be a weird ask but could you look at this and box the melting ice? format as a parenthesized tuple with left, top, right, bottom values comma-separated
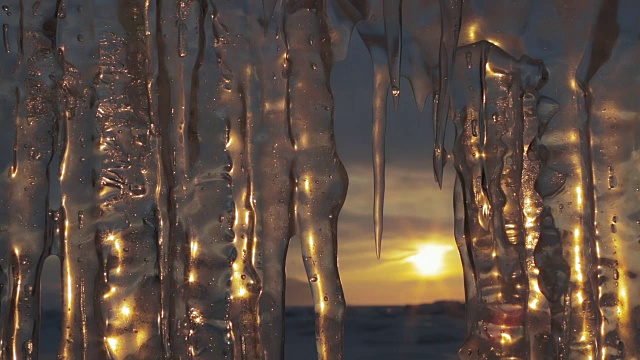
(1, 0, 639, 359)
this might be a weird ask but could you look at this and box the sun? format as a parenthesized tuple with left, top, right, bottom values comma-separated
(408, 244, 453, 277)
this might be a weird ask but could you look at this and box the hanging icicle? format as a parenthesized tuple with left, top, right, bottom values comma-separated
(0, 1, 637, 359)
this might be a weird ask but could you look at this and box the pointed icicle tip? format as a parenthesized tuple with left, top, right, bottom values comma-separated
(433, 147, 447, 188)
(373, 179, 385, 259)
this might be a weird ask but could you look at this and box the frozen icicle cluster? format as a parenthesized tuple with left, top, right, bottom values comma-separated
(0, 0, 349, 359)
(440, 1, 640, 359)
(1, 0, 640, 359)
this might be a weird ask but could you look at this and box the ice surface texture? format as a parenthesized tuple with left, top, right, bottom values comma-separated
(0, 0, 639, 359)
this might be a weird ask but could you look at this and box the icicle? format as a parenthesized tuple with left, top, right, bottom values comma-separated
(225, 90, 262, 360)
(159, 0, 251, 357)
(2, 0, 63, 357)
(0, 0, 53, 358)
(450, 41, 491, 359)
(433, 0, 463, 188)
(354, 1, 392, 259)
(453, 176, 477, 333)
(213, 1, 307, 358)
(372, 65, 386, 260)
(534, 209, 570, 358)
(179, 2, 238, 354)
(451, 41, 499, 359)
(452, 41, 547, 359)
(145, 0, 172, 355)
(570, 0, 622, 357)
(157, 0, 197, 356)
(0, 0, 20, 352)
(401, 0, 440, 113)
(383, 0, 402, 110)
(590, 60, 640, 360)
(55, 0, 107, 357)
(90, 0, 167, 357)
(244, 4, 296, 360)
(521, 91, 551, 359)
(286, 1, 347, 358)
(325, 0, 361, 63)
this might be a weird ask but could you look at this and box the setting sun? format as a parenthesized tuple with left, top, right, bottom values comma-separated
(408, 244, 454, 277)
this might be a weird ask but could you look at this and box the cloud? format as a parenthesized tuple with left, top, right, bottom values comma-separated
(340, 164, 455, 224)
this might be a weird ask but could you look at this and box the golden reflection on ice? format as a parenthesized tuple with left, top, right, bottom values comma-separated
(304, 177, 311, 192)
(60, 149, 68, 181)
(618, 281, 628, 326)
(500, 330, 512, 344)
(264, 98, 286, 112)
(12, 249, 21, 360)
(576, 186, 583, 206)
(529, 270, 542, 310)
(468, 23, 478, 42)
(135, 330, 148, 349)
(106, 232, 124, 275)
(103, 286, 117, 299)
(570, 78, 578, 91)
(190, 241, 198, 257)
(569, 132, 578, 143)
(189, 239, 199, 286)
(486, 38, 502, 48)
(106, 337, 119, 352)
(61, 196, 73, 316)
(190, 308, 204, 325)
(574, 243, 583, 282)
(524, 199, 536, 231)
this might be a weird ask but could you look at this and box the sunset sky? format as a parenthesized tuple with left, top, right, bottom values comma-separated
(285, 34, 464, 306)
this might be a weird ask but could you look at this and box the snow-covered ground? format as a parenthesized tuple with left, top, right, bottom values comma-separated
(37, 301, 465, 359)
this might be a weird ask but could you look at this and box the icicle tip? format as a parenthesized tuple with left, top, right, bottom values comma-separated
(433, 147, 447, 189)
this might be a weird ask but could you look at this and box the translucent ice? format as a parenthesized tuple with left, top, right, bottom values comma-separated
(1, 1, 639, 359)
